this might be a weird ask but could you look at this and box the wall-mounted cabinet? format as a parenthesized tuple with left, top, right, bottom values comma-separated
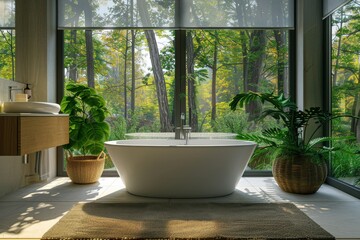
(0, 114, 69, 156)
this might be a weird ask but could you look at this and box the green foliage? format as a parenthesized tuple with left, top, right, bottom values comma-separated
(0, 30, 15, 80)
(212, 109, 249, 133)
(61, 82, 110, 156)
(108, 115, 126, 141)
(126, 107, 161, 133)
(331, 1, 360, 186)
(332, 141, 360, 179)
(64, 30, 108, 82)
(212, 105, 278, 135)
(230, 91, 354, 159)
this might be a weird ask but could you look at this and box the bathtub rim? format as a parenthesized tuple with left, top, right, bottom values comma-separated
(125, 132, 238, 139)
(105, 139, 257, 147)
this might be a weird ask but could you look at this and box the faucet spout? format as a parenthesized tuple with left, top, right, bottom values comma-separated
(183, 126, 191, 144)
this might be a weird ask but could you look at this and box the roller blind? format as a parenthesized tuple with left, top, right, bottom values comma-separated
(58, 0, 294, 29)
(323, 0, 352, 19)
(0, 0, 15, 29)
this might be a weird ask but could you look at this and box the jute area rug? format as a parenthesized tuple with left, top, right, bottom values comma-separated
(42, 202, 334, 240)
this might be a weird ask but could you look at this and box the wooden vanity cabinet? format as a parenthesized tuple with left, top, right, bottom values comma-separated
(0, 115, 69, 156)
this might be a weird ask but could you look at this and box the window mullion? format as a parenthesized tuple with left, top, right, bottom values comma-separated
(175, 30, 187, 139)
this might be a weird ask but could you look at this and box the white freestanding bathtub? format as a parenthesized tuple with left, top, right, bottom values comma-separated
(105, 139, 256, 198)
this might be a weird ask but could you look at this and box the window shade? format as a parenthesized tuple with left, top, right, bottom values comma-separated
(58, 0, 294, 29)
(0, 0, 15, 29)
(323, 0, 352, 19)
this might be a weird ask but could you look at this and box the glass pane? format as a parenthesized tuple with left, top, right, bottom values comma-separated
(186, 29, 290, 171)
(62, 28, 290, 173)
(0, 0, 15, 29)
(63, 29, 175, 171)
(58, 0, 175, 28)
(0, 29, 15, 80)
(331, 1, 360, 188)
(183, 0, 294, 28)
(323, 0, 351, 18)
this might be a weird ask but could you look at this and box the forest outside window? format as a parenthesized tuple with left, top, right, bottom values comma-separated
(0, 0, 15, 81)
(58, 0, 294, 173)
(331, 0, 360, 189)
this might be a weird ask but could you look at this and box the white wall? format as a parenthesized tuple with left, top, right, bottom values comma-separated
(296, 0, 324, 110)
(0, 0, 57, 198)
(296, 0, 324, 141)
(0, 79, 28, 197)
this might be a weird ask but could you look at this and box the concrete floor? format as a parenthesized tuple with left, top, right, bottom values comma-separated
(0, 177, 359, 239)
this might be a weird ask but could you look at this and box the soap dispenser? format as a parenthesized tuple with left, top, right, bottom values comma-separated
(24, 84, 32, 99)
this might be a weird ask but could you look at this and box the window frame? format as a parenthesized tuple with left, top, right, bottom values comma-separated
(56, 27, 295, 177)
(324, 5, 360, 198)
(55, 0, 296, 177)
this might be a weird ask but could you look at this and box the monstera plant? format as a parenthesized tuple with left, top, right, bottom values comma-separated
(61, 82, 110, 184)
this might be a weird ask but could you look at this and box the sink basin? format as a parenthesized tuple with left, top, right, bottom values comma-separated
(2, 102, 61, 114)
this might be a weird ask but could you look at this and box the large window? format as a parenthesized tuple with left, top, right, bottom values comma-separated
(331, 0, 360, 189)
(0, 0, 15, 81)
(58, 0, 293, 174)
(0, 29, 15, 80)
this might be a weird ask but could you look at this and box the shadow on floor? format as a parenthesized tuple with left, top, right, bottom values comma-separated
(0, 178, 103, 234)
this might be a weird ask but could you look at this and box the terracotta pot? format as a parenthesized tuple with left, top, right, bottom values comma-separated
(66, 151, 106, 184)
(272, 155, 327, 194)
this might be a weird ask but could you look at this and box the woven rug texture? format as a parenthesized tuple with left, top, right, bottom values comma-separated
(42, 202, 334, 240)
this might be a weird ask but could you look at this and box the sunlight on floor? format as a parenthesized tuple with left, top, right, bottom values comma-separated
(0, 177, 359, 239)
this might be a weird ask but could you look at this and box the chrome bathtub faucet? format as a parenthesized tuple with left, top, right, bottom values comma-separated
(183, 125, 191, 145)
(174, 113, 192, 142)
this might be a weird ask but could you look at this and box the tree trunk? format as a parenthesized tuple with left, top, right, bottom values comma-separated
(235, 3, 266, 121)
(246, 30, 266, 121)
(85, 30, 95, 88)
(144, 30, 172, 132)
(333, 8, 344, 86)
(138, 1, 172, 131)
(69, 30, 78, 82)
(274, 30, 286, 95)
(240, 31, 248, 92)
(351, 93, 360, 141)
(131, 29, 136, 114)
(130, 0, 136, 115)
(235, 2, 248, 92)
(233, 65, 241, 95)
(123, 30, 130, 120)
(211, 33, 218, 123)
(186, 31, 198, 131)
(83, 0, 94, 88)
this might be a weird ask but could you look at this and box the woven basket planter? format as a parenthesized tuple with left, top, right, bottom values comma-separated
(272, 155, 327, 194)
(66, 152, 106, 184)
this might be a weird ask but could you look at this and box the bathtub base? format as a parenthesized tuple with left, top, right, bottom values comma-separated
(105, 139, 256, 199)
(126, 189, 235, 199)
(124, 175, 239, 198)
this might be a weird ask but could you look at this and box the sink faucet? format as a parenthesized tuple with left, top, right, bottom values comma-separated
(175, 113, 192, 142)
(180, 112, 185, 132)
(180, 112, 192, 144)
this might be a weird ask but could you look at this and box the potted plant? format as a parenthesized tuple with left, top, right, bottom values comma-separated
(61, 82, 110, 184)
(230, 91, 353, 194)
